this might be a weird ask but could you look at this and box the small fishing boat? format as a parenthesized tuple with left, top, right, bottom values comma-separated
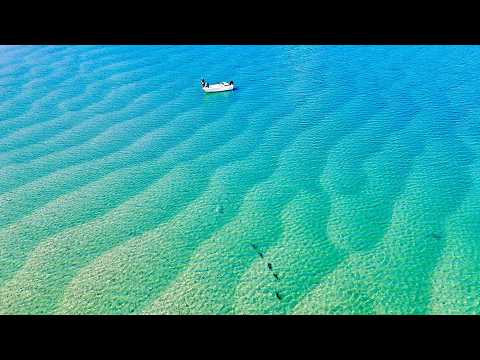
(201, 79, 234, 93)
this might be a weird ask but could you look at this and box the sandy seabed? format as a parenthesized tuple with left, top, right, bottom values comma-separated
(0, 45, 479, 314)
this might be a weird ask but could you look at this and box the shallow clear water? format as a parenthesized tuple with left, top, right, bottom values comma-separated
(0, 45, 479, 314)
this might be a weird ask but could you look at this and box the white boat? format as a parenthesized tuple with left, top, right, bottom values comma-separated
(201, 79, 234, 93)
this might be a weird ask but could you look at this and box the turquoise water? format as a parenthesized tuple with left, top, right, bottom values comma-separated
(0, 45, 479, 314)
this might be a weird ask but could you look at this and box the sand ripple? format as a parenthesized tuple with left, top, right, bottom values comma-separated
(0, 46, 479, 314)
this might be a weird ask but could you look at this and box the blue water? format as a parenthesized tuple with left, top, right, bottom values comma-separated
(0, 45, 479, 314)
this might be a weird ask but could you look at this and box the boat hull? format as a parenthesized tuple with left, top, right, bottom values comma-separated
(202, 83, 234, 93)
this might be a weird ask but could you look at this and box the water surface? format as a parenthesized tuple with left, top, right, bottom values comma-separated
(0, 45, 479, 314)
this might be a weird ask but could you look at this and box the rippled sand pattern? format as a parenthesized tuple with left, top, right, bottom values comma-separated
(0, 45, 479, 314)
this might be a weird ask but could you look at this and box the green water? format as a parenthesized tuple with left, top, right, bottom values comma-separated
(0, 45, 479, 314)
